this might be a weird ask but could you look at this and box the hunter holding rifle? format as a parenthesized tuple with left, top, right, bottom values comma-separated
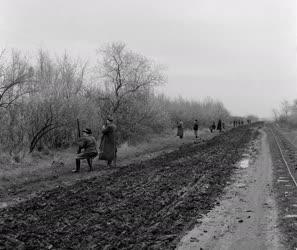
(73, 126, 98, 173)
(99, 116, 117, 167)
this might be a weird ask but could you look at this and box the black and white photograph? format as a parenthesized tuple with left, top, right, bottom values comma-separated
(0, 0, 296, 249)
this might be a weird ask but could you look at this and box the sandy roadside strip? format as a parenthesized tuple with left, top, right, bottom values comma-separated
(177, 130, 283, 250)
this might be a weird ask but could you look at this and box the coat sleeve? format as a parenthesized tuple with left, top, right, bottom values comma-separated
(78, 138, 87, 148)
(102, 126, 112, 134)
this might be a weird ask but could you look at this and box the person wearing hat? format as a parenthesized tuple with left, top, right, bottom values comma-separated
(99, 116, 117, 166)
(217, 119, 222, 132)
(177, 120, 184, 139)
(73, 128, 98, 173)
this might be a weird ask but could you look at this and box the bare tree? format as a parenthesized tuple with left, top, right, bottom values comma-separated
(272, 108, 279, 122)
(29, 104, 61, 153)
(26, 51, 88, 151)
(280, 100, 290, 119)
(96, 42, 166, 118)
(0, 49, 33, 109)
(291, 99, 297, 116)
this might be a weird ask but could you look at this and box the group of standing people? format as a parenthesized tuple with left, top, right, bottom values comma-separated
(74, 116, 252, 172)
(233, 120, 244, 127)
(76, 115, 251, 172)
(73, 116, 117, 173)
(209, 119, 224, 133)
(177, 119, 224, 140)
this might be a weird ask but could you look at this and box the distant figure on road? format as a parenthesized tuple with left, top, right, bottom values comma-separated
(217, 119, 222, 132)
(99, 117, 117, 167)
(73, 128, 98, 173)
(210, 121, 216, 133)
(193, 119, 199, 138)
(222, 121, 225, 130)
(177, 120, 184, 139)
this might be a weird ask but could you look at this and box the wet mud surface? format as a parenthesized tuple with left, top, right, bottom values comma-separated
(0, 126, 258, 249)
(178, 128, 282, 250)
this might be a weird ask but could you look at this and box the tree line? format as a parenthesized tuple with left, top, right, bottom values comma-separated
(0, 42, 230, 159)
(273, 100, 297, 127)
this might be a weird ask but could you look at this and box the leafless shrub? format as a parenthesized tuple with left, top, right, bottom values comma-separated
(0, 49, 33, 109)
(274, 99, 297, 128)
(0, 43, 233, 155)
(159, 95, 230, 128)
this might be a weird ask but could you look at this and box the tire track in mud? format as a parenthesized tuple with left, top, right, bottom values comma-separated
(0, 125, 259, 250)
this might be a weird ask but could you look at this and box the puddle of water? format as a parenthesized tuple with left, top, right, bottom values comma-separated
(0, 202, 8, 209)
(239, 158, 249, 169)
(235, 183, 246, 188)
(277, 179, 289, 183)
(284, 214, 297, 218)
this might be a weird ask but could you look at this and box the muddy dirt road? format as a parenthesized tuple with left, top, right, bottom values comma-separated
(0, 130, 214, 209)
(0, 125, 259, 249)
(178, 129, 283, 250)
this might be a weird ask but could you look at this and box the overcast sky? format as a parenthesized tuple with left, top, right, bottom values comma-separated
(0, 0, 296, 118)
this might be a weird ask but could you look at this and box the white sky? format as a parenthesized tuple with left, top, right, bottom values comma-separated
(0, 0, 296, 118)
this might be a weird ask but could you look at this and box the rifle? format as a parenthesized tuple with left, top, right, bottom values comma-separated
(77, 118, 81, 138)
(77, 118, 81, 154)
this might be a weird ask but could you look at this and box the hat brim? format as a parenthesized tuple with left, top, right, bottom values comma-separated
(82, 130, 92, 134)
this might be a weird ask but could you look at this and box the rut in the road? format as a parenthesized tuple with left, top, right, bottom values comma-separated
(0, 126, 259, 250)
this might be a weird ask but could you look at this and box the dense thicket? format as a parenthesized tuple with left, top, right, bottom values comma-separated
(273, 100, 297, 128)
(0, 43, 230, 157)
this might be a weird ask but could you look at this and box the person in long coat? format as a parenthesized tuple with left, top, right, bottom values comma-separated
(99, 117, 117, 166)
(177, 120, 184, 139)
(193, 119, 199, 138)
(217, 119, 222, 132)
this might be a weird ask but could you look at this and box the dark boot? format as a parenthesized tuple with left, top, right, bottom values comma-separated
(107, 160, 112, 167)
(87, 158, 93, 171)
(72, 159, 80, 173)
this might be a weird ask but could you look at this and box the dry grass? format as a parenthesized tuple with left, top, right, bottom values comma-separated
(278, 127, 297, 147)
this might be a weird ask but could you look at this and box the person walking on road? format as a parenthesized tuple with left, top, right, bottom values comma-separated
(73, 128, 98, 173)
(177, 120, 184, 139)
(193, 119, 199, 138)
(99, 117, 117, 167)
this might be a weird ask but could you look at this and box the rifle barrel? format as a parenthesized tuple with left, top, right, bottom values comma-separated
(77, 118, 81, 138)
